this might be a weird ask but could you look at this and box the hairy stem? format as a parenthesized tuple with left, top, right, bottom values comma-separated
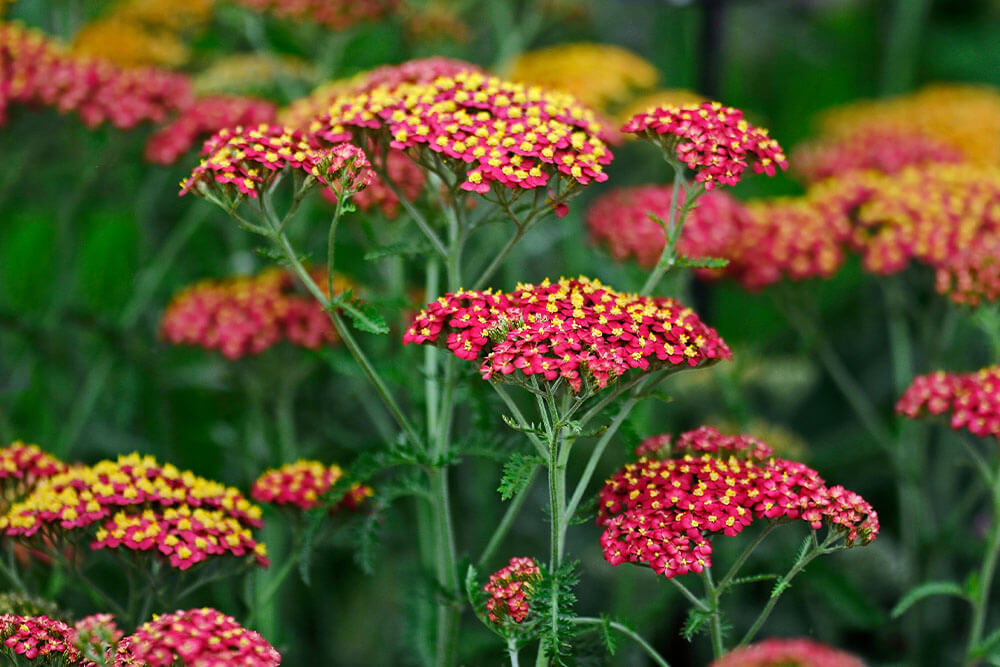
(571, 617, 671, 667)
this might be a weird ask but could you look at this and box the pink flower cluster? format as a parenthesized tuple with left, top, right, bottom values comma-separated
(622, 101, 787, 189)
(483, 557, 542, 624)
(793, 127, 965, 183)
(114, 608, 280, 666)
(161, 268, 338, 359)
(1, 441, 67, 487)
(597, 426, 879, 579)
(403, 276, 731, 393)
(0, 453, 268, 571)
(180, 123, 372, 200)
(145, 95, 278, 165)
(897, 366, 1000, 438)
(232, 0, 396, 30)
(1, 614, 84, 663)
(710, 637, 865, 667)
(72, 613, 123, 662)
(317, 70, 612, 195)
(0, 22, 193, 128)
(251, 460, 373, 511)
(636, 426, 774, 460)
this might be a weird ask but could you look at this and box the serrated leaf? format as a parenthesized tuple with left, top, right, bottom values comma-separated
(498, 452, 543, 501)
(681, 607, 710, 641)
(890, 581, 969, 618)
(333, 290, 389, 334)
(678, 255, 730, 269)
(729, 573, 779, 587)
(363, 241, 431, 260)
(598, 614, 617, 655)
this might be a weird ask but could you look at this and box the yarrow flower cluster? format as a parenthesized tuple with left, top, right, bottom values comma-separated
(403, 276, 731, 393)
(1, 614, 84, 663)
(596, 426, 878, 579)
(897, 366, 1000, 438)
(114, 608, 280, 666)
(507, 42, 659, 114)
(316, 70, 612, 196)
(793, 83, 1000, 182)
(251, 460, 372, 511)
(231, 0, 397, 29)
(0, 453, 268, 571)
(161, 268, 343, 359)
(482, 557, 542, 625)
(0, 22, 193, 128)
(72, 613, 123, 664)
(615, 88, 705, 126)
(622, 101, 787, 189)
(1, 441, 67, 497)
(709, 637, 865, 667)
(145, 95, 278, 165)
(179, 123, 372, 200)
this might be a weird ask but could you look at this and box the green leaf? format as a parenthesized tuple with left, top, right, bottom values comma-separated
(0, 213, 55, 314)
(728, 573, 779, 587)
(681, 607, 710, 641)
(598, 614, 618, 656)
(74, 213, 138, 316)
(363, 241, 431, 261)
(890, 581, 969, 619)
(677, 255, 730, 269)
(497, 452, 543, 501)
(972, 625, 1000, 660)
(332, 290, 389, 335)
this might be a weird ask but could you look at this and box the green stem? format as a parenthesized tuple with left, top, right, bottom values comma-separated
(669, 577, 711, 612)
(506, 637, 521, 667)
(471, 204, 543, 291)
(571, 617, 671, 667)
(477, 467, 540, 568)
(717, 522, 778, 591)
(700, 568, 726, 658)
(374, 165, 448, 258)
(965, 454, 1000, 664)
(880, 0, 931, 95)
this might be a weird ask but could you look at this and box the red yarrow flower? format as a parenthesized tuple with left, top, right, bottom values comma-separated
(114, 608, 280, 667)
(1, 441, 67, 487)
(597, 426, 878, 579)
(483, 557, 542, 625)
(623, 101, 787, 189)
(251, 460, 373, 511)
(160, 268, 344, 359)
(403, 276, 731, 393)
(1, 614, 86, 664)
(897, 366, 1000, 438)
(710, 637, 865, 667)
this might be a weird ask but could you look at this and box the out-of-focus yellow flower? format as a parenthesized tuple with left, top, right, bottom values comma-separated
(816, 84, 1000, 167)
(70, 0, 213, 67)
(616, 88, 706, 125)
(194, 54, 317, 96)
(710, 418, 808, 460)
(72, 19, 189, 68)
(401, 1, 470, 44)
(506, 42, 659, 114)
(276, 74, 366, 130)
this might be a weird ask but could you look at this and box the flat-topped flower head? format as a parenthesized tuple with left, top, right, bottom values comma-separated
(710, 637, 865, 667)
(507, 42, 659, 114)
(251, 460, 372, 511)
(483, 557, 542, 625)
(0, 22, 193, 129)
(145, 95, 278, 165)
(0, 453, 268, 570)
(623, 101, 787, 189)
(115, 608, 280, 666)
(403, 276, 731, 393)
(616, 89, 706, 126)
(586, 184, 750, 272)
(597, 426, 878, 579)
(315, 70, 612, 197)
(232, 0, 396, 29)
(897, 366, 1000, 438)
(0, 442, 66, 487)
(1, 614, 82, 663)
(160, 268, 346, 359)
(179, 123, 371, 200)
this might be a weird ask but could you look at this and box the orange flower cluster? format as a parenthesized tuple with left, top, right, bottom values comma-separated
(0, 453, 268, 571)
(793, 84, 1000, 183)
(161, 268, 343, 360)
(251, 460, 372, 511)
(897, 366, 1000, 438)
(0, 22, 193, 128)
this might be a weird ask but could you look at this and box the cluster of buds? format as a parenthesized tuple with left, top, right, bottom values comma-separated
(792, 83, 1000, 183)
(622, 101, 788, 189)
(0, 453, 268, 571)
(231, 0, 397, 29)
(114, 608, 280, 666)
(404, 276, 731, 393)
(0, 22, 193, 128)
(710, 637, 864, 667)
(897, 366, 1000, 438)
(597, 426, 878, 579)
(483, 557, 542, 625)
(145, 95, 278, 165)
(507, 42, 659, 115)
(316, 69, 612, 198)
(179, 123, 373, 201)
(160, 268, 343, 360)
(251, 460, 372, 511)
